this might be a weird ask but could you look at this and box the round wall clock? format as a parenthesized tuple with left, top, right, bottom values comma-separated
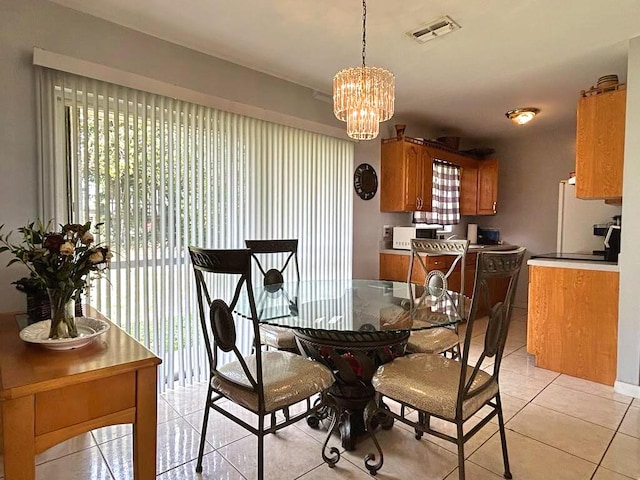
(354, 163, 378, 200)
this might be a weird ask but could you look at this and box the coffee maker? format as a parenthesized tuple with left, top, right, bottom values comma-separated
(604, 215, 622, 262)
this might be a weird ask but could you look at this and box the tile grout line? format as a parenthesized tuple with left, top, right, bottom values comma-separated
(548, 378, 636, 406)
(589, 401, 635, 480)
(515, 397, 621, 431)
(529, 383, 632, 430)
(498, 378, 635, 476)
(500, 425, 601, 472)
(94, 442, 118, 480)
(158, 408, 249, 479)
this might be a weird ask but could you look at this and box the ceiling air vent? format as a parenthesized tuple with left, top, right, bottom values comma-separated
(407, 15, 460, 44)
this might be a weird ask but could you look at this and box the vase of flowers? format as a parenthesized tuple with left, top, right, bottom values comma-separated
(13, 273, 84, 324)
(47, 287, 77, 337)
(0, 221, 111, 339)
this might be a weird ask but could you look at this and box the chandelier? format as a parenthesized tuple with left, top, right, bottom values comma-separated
(333, 0, 395, 140)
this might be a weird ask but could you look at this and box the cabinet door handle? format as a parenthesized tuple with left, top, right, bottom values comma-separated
(492, 201, 497, 213)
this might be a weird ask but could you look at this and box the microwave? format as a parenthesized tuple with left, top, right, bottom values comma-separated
(392, 226, 437, 250)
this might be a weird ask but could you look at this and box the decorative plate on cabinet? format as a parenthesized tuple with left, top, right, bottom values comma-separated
(19, 317, 110, 350)
(354, 163, 378, 200)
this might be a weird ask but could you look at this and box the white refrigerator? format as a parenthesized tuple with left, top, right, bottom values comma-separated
(557, 181, 622, 254)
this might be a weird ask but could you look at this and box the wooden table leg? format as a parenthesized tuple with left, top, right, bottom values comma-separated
(2, 395, 35, 480)
(133, 366, 157, 480)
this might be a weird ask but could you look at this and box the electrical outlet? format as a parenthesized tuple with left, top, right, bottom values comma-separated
(382, 225, 392, 238)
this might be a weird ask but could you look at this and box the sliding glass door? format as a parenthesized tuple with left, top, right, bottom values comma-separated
(38, 68, 354, 390)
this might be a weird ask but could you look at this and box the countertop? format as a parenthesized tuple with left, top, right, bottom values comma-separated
(527, 258, 619, 272)
(380, 244, 519, 256)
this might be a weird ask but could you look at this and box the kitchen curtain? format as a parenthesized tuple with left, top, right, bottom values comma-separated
(35, 66, 354, 391)
(428, 160, 461, 225)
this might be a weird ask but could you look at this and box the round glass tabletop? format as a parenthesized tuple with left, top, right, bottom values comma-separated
(235, 279, 465, 333)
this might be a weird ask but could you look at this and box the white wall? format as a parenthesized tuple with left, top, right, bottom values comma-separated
(352, 121, 474, 280)
(351, 120, 438, 280)
(617, 36, 640, 390)
(3, 4, 639, 391)
(0, 0, 440, 308)
(0, 0, 347, 311)
(466, 125, 576, 307)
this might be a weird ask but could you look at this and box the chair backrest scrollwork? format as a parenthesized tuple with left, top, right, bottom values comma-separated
(408, 238, 470, 318)
(456, 247, 526, 416)
(189, 247, 264, 396)
(245, 239, 300, 287)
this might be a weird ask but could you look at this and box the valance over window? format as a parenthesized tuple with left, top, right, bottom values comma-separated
(422, 160, 461, 225)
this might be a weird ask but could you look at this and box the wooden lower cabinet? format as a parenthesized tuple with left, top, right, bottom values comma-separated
(527, 265, 619, 385)
(380, 253, 412, 283)
(379, 252, 509, 317)
(380, 253, 466, 293)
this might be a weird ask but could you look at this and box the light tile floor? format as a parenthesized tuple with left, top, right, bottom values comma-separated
(3, 307, 639, 480)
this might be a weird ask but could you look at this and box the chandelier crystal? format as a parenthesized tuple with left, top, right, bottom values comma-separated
(333, 0, 394, 140)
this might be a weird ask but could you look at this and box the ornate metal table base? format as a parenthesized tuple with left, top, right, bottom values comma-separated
(295, 328, 408, 450)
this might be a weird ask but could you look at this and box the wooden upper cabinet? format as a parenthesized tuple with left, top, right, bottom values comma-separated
(575, 87, 626, 200)
(403, 143, 422, 211)
(477, 158, 498, 215)
(380, 138, 499, 215)
(425, 146, 485, 216)
(380, 140, 414, 211)
(380, 139, 432, 212)
(420, 146, 433, 211)
(459, 166, 478, 215)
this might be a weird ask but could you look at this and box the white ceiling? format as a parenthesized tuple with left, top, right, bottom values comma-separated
(50, 0, 640, 140)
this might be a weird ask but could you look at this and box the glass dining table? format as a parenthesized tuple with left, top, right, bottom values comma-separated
(235, 279, 464, 450)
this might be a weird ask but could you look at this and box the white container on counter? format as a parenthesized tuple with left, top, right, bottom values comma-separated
(467, 224, 478, 244)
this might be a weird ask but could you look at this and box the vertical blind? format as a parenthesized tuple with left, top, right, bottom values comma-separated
(38, 68, 354, 391)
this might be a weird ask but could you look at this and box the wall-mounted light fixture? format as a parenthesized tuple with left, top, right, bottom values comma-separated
(505, 108, 540, 125)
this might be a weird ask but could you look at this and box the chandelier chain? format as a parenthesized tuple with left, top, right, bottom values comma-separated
(361, 0, 367, 67)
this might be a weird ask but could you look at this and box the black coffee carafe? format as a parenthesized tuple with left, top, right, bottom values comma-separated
(604, 216, 621, 262)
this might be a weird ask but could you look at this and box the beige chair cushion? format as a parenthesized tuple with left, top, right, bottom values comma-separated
(407, 327, 459, 354)
(211, 351, 334, 413)
(259, 325, 297, 349)
(372, 353, 498, 421)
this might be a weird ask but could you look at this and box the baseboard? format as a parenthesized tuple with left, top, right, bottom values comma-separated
(614, 380, 640, 398)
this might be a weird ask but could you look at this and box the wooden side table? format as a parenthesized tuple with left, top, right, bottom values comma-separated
(0, 307, 161, 480)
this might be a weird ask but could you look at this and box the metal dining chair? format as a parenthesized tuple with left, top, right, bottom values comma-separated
(406, 238, 470, 359)
(188, 247, 336, 480)
(364, 248, 526, 480)
(245, 239, 300, 351)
